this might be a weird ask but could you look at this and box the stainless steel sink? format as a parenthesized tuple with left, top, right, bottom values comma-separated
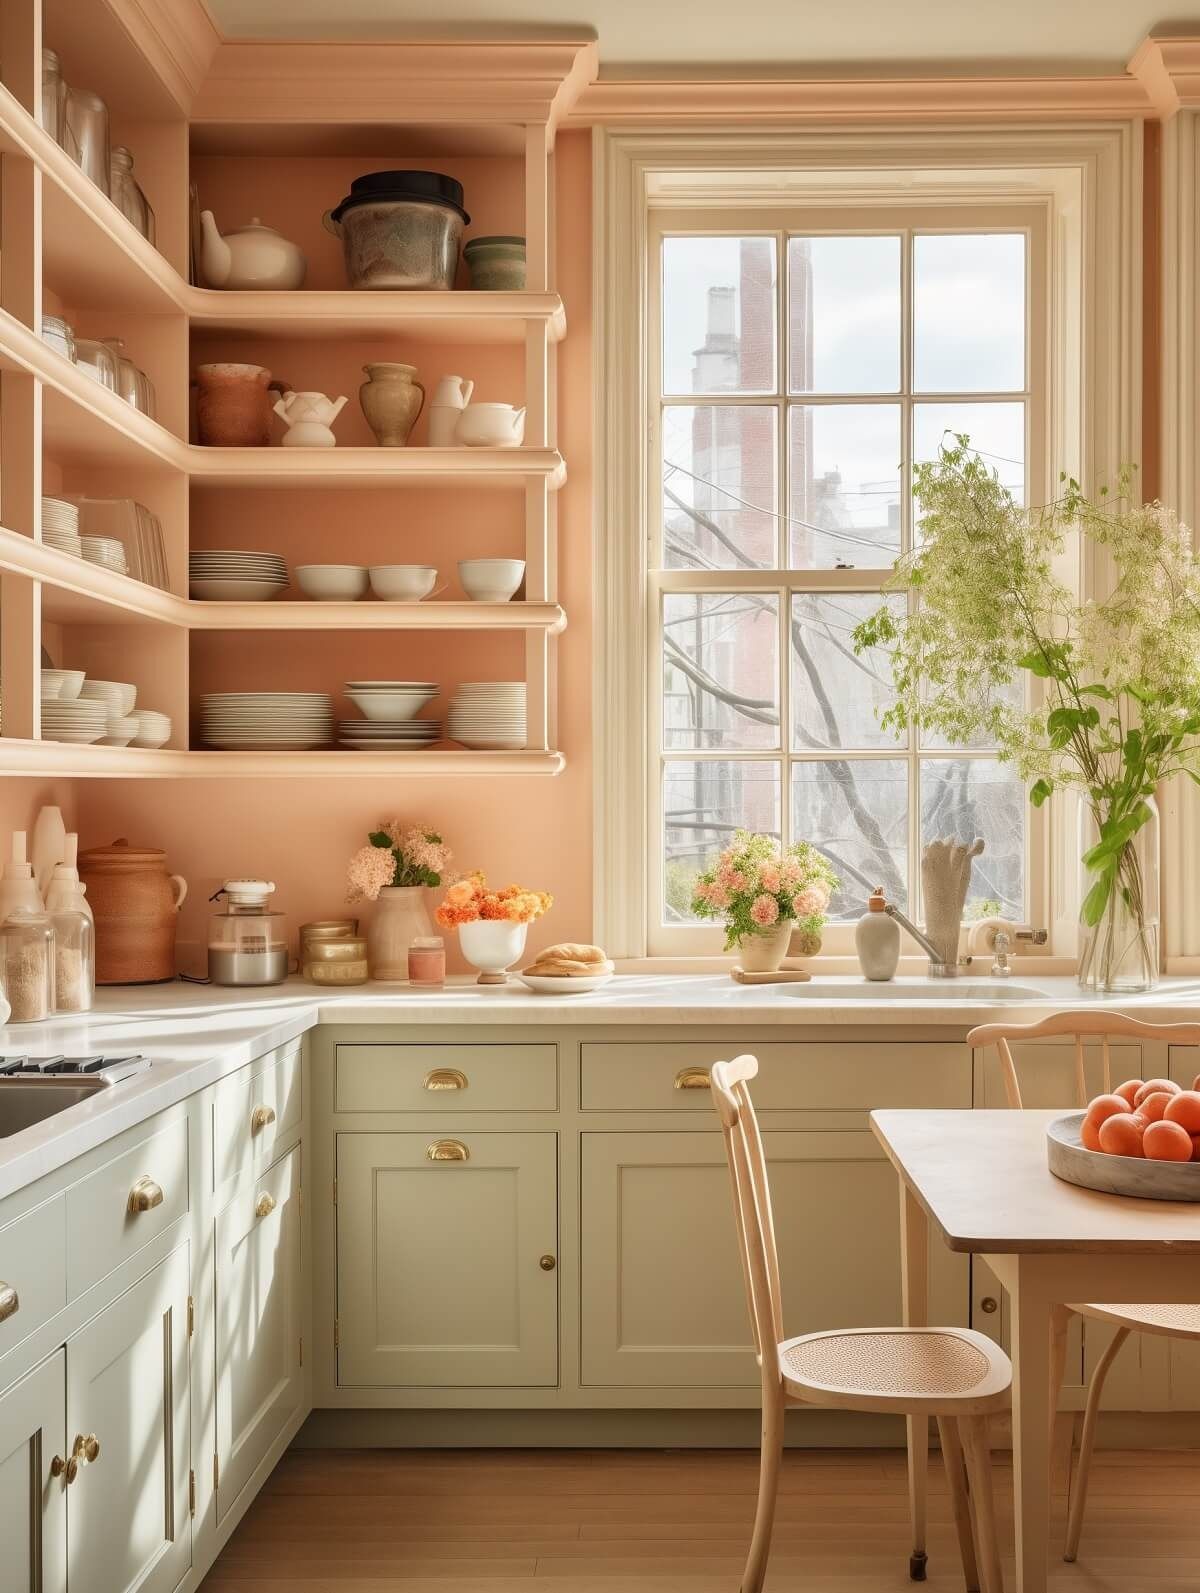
(786, 980, 1048, 1002)
(0, 1075, 113, 1138)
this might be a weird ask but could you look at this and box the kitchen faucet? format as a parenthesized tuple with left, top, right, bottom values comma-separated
(882, 900, 971, 978)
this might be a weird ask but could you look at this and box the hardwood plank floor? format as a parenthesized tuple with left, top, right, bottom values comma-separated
(201, 1444, 1200, 1590)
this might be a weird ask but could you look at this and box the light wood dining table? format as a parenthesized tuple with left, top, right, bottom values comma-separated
(871, 1107, 1200, 1593)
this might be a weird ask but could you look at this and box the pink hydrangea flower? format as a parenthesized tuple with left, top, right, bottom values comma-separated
(347, 845, 397, 903)
(707, 884, 731, 911)
(759, 864, 781, 894)
(793, 886, 825, 917)
(750, 893, 780, 927)
(719, 867, 747, 893)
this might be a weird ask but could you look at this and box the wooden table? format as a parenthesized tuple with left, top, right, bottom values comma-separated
(871, 1108, 1200, 1593)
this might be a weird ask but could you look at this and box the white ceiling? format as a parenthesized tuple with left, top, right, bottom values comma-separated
(203, 0, 1200, 75)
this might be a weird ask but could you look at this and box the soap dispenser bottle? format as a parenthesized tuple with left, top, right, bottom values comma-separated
(0, 831, 45, 922)
(855, 886, 900, 981)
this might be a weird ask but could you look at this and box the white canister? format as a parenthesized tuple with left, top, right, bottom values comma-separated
(428, 374, 474, 446)
(855, 887, 900, 981)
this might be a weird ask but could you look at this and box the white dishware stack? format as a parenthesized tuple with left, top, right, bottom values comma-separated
(446, 682, 526, 749)
(42, 497, 83, 558)
(340, 681, 440, 748)
(81, 535, 128, 575)
(79, 678, 139, 745)
(189, 550, 288, 601)
(128, 709, 172, 749)
(201, 692, 333, 750)
(40, 688, 106, 744)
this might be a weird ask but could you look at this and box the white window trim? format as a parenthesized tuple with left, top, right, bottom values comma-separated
(593, 123, 1143, 964)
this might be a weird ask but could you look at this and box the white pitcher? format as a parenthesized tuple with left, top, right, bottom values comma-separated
(273, 390, 347, 448)
(455, 402, 526, 448)
(428, 374, 474, 447)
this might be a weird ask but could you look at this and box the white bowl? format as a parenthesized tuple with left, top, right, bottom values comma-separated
(369, 565, 438, 602)
(41, 668, 85, 700)
(99, 715, 140, 747)
(80, 679, 136, 716)
(347, 689, 437, 721)
(295, 565, 368, 602)
(458, 559, 525, 602)
(129, 710, 171, 748)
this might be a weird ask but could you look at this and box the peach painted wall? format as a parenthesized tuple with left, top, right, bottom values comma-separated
(75, 130, 594, 973)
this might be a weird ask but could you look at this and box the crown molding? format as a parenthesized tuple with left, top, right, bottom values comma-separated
(104, 0, 222, 111)
(1129, 35, 1200, 115)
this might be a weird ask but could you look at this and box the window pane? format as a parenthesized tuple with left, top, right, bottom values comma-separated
(920, 759, 1025, 921)
(663, 593, 779, 751)
(914, 233, 1025, 394)
(788, 404, 901, 568)
(788, 235, 901, 395)
(663, 405, 777, 570)
(913, 402, 1025, 501)
(662, 237, 777, 395)
(664, 760, 781, 923)
(920, 674, 1023, 751)
(791, 758, 908, 916)
(792, 594, 903, 752)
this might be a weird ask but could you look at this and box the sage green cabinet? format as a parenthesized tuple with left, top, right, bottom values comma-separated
(0, 1350, 67, 1592)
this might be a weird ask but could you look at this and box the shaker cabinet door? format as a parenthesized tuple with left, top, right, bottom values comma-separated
(0, 1350, 67, 1593)
(336, 1132, 558, 1388)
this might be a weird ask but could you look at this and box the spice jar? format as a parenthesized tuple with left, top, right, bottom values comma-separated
(0, 910, 56, 1022)
(408, 935, 445, 987)
(51, 906, 93, 1013)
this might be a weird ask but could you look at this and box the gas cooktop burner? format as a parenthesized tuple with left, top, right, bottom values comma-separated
(0, 1054, 150, 1080)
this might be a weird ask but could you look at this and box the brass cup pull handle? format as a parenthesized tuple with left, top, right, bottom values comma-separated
(423, 1068, 468, 1091)
(674, 1066, 712, 1091)
(250, 1105, 276, 1134)
(128, 1176, 164, 1214)
(427, 1139, 469, 1162)
(255, 1192, 277, 1220)
(0, 1281, 18, 1323)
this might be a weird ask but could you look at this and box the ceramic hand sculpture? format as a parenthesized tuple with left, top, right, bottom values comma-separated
(921, 836, 985, 971)
(273, 391, 347, 448)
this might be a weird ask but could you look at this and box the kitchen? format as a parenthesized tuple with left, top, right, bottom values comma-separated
(5, 2, 1200, 1591)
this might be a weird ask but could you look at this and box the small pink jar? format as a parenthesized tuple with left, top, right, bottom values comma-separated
(408, 935, 445, 987)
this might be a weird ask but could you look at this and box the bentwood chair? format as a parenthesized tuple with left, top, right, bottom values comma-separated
(710, 1055, 1013, 1593)
(967, 1011, 1200, 1562)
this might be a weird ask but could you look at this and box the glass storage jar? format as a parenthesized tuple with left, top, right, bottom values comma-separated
(209, 880, 289, 986)
(40, 49, 68, 145)
(51, 906, 93, 1012)
(102, 338, 156, 417)
(73, 338, 119, 391)
(109, 146, 155, 244)
(64, 86, 110, 195)
(0, 910, 56, 1022)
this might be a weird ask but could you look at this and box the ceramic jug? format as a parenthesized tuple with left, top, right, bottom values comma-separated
(194, 363, 289, 447)
(455, 401, 526, 448)
(78, 838, 187, 984)
(359, 363, 425, 447)
(273, 390, 348, 448)
(428, 374, 474, 446)
(199, 212, 307, 290)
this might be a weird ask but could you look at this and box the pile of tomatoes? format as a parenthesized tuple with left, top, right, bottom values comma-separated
(1081, 1076, 1200, 1162)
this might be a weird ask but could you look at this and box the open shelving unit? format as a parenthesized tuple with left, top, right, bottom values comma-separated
(0, 7, 589, 776)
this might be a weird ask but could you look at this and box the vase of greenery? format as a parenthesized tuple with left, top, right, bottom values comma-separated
(853, 437, 1200, 993)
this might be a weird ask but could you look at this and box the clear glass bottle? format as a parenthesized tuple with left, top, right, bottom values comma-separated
(109, 146, 155, 244)
(0, 910, 56, 1022)
(40, 49, 67, 144)
(64, 86, 110, 195)
(51, 906, 93, 1012)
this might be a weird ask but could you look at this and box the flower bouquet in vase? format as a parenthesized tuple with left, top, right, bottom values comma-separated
(691, 831, 837, 974)
(348, 821, 452, 982)
(436, 874, 553, 984)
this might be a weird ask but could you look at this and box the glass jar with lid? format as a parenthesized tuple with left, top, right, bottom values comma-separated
(64, 86, 110, 194)
(51, 905, 93, 1012)
(73, 339, 119, 392)
(0, 910, 56, 1022)
(109, 146, 155, 244)
(40, 49, 68, 145)
(208, 880, 289, 987)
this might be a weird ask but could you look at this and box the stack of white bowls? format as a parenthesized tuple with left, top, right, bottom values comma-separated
(42, 498, 83, 558)
(201, 692, 333, 750)
(81, 535, 128, 575)
(446, 682, 527, 749)
(129, 709, 172, 749)
(190, 551, 288, 602)
(79, 679, 138, 745)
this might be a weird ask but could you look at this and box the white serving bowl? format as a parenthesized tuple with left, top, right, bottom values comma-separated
(129, 710, 171, 748)
(295, 565, 368, 602)
(41, 668, 85, 700)
(99, 714, 140, 747)
(458, 559, 525, 602)
(369, 565, 438, 602)
(80, 679, 136, 716)
(346, 688, 437, 721)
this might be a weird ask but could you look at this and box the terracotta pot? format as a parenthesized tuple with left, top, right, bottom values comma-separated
(736, 917, 793, 973)
(77, 838, 188, 984)
(194, 362, 289, 447)
(359, 363, 425, 447)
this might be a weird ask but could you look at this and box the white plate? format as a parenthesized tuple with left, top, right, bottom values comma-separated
(344, 682, 437, 691)
(517, 973, 615, 995)
(202, 693, 332, 703)
(190, 581, 288, 601)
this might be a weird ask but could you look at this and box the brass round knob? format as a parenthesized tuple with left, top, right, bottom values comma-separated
(74, 1434, 100, 1465)
(539, 1254, 557, 1272)
(980, 1296, 999, 1315)
(255, 1192, 277, 1220)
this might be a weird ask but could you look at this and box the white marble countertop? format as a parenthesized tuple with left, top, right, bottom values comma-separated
(3, 972, 1200, 1203)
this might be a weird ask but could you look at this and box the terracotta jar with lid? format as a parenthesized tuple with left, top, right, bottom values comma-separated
(78, 838, 188, 984)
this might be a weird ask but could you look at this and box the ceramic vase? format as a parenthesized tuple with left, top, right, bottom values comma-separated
(1077, 794, 1160, 992)
(458, 919, 527, 985)
(194, 363, 289, 447)
(736, 918, 793, 973)
(366, 885, 433, 982)
(359, 362, 425, 447)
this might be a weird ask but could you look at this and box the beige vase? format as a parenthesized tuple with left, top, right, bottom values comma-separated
(366, 886, 433, 981)
(359, 362, 425, 447)
(736, 917, 794, 973)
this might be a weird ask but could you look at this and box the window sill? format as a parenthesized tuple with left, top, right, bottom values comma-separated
(614, 954, 1078, 976)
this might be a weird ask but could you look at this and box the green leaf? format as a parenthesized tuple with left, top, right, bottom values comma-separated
(368, 831, 392, 849)
(1079, 684, 1113, 701)
(1018, 649, 1055, 679)
(1029, 778, 1053, 808)
(1082, 801, 1153, 869)
(1081, 871, 1115, 928)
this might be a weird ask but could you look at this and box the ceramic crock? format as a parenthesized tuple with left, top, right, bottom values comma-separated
(359, 363, 425, 446)
(736, 918, 793, 973)
(77, 838, 188, 984)
(194, 363, 289, 447)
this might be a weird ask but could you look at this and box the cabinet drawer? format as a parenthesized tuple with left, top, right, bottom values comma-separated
(581, 1041, 970, 1113)
(213, 1040, 302, 1192)
(0, 1196, 66, 1362)
(66, 1117, 189, 1296)
(335, 1044, 557, 1113)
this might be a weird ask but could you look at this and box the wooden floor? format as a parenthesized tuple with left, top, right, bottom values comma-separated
(201, 1442, 1200, 1590)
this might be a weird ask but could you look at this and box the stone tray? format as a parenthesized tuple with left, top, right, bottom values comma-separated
(1047, 1111, 1200, 1202)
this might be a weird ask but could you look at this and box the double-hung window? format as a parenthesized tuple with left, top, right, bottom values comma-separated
(649, 204, 1046, 955)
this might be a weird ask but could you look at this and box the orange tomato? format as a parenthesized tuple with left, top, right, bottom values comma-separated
(1114, 1079, 1145, 1107)
(1098, 1112, 1146, 1157)
(1134, 1078, 1182, 1106)
(1144, 1120, 1194, 1162)
(1136, 1091, 1173, 1124)
(1165, 1091, 1200, 1134)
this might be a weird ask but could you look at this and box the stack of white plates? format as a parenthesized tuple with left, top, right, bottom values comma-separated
(447, 682, 527, 749)
(42, 498, 83, 558)
(41, 697, 107, 744)
(80, 679, 137, 717)
(82, 536, 128, 574)
(130, 709, 171, 749)
(337, 719, 442, 751)
(190, 551, 288, 602)
(201, 693, 333, 750)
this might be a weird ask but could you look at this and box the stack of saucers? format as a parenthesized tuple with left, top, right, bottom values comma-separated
(201, 692, 333, 750)
(42, 498, 83, 558)
(41, 695, 107, 744)
(337, 718, 441, 751)
(81, 536, 128, 575)
(189, 551, 288, 602)
(446, 682, 527, 750)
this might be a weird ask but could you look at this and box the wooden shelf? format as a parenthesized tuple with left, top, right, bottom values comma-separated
(187, 600, 567, 632)
(186, 289, 566, 344)
(0, 739, 565, 778)
(187, 446, 567, 489)
(0, 531, 188, 625)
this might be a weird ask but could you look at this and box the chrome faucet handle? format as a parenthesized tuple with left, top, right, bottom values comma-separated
(990, 929, 1012, 978)
(1016, 928, 1048, 946)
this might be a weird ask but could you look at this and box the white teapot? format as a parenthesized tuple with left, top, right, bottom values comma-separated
(455, 401, 526, 448)
(428, 375, 474, 447)
(200, 212, 307, 291)
(273, 390, 347, 448)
